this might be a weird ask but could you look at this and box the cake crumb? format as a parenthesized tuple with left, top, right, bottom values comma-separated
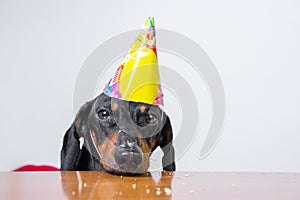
(164, 188, 172, 196)
(156, 190, 161, 195)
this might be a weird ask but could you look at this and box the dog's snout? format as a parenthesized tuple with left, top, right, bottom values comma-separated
(114, 150, 143, 171)
(114, 131, 143, 171)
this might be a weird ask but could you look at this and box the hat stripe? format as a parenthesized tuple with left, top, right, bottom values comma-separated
(148, 16, 154, 27)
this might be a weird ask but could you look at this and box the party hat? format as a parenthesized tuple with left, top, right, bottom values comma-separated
(103, 17, 163, 105)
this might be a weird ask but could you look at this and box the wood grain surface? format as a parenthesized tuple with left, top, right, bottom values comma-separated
(0, 171, 299, 199)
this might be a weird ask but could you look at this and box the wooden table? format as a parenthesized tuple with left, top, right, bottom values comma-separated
(0, 171, 299, 199)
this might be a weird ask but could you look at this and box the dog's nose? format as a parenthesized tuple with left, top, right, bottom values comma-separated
(114, 149, 143, 171)
(117, 131, 138, 149)
(114, 133, 143, 171)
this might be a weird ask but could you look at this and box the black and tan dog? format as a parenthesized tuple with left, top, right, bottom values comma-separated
(60, 93, 175, 175)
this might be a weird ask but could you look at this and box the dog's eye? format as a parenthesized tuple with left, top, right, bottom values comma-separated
(98, 109, 110, 120)
(145, 114, 156, 124)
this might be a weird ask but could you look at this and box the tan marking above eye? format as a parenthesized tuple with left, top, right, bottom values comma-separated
(111, 103, 118, 111)
(140, 105, 147, 113)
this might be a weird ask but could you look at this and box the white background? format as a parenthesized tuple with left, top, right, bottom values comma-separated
(0, 0, 299, 172)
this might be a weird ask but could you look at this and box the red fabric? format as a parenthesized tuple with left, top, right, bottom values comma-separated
(14, 165, 59, 172)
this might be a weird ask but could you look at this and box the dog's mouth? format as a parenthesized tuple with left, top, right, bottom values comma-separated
(100, 163, 147, 176)
(114, 147, 143, 171)
(98, 145, 150, 175)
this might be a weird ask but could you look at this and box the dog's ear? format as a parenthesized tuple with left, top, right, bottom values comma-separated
(159, 116, 176, 171)
(60, 96, 103, 171)
(60, 123, 81, 170)
(60, 98, 96, 171)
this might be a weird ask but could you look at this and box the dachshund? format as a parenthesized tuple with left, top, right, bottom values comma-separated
(60, 93, 175, 175)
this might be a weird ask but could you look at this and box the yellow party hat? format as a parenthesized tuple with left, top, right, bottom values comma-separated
(103, 17, 163, 105)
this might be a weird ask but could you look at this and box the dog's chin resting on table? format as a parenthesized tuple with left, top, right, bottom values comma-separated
(60, 93, 175, 175)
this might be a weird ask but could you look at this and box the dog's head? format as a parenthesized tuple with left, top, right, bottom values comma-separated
(62, 93, 175, 175)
